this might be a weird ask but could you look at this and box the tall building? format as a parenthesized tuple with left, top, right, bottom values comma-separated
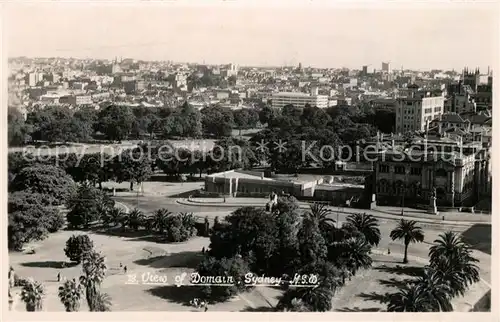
(462, 67, 480, 92)
(395, 84, 445, 133)
(362, 65, 368, 76)
(445, 81, 477, 114)
(382, 62, 391, 73)
(271, 91, 329, 109)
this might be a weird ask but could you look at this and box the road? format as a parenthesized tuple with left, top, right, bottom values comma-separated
(113, 194, 491, 285)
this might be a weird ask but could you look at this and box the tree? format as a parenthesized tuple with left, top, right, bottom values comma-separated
(26, 106, 93, 143)
(20, 279, 45, 312)
(8, 152, 34, 175)
(389, 219, 424, 264)
(94, 292, 112, 312)
(196, 256, 249, 303)
(107, 207, 126, 228)
(10, 164, 77, 206)
(151, 208, 172, 234)
(328, 236, 372, 277)
(258, 105, 277, 125)
(201, 105, 235, 137)
(79, 250, 107, 312)
(112, 149, 152, 191)
(386, 284, 432, 312)
(8, 192, 63, 250)
(209, 207, 279, 274)
(300, 105, 331, 128)
(66, 185, 115, 229)
(345, 213, 381, 246)
(95, 105, 135, 141)
(273, 203, 301, 275)
(413, 268, 453, 312)
(297, 217, 328, 265)
(58, 278, 84, 312)
(305, 203, 335, 233)
(277, 285, 332, 312)
(126, 208, 145, 231)
(74, 153, 112, 188)
(233, 109, 249, 136)
(8, 107, 31, 146)
(428, 231, 480, 297)
(280, 298, 310, 312)
(64, 235, 95, 264)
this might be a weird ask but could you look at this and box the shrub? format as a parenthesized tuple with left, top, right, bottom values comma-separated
(64, 235, 94, 263)
(14, 274, 29, 287)
(47, 212, 66, 233)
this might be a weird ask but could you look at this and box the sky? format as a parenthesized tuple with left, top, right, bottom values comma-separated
(4, 2, 499, 71)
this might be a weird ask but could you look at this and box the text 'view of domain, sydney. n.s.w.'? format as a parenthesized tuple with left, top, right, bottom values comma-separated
(5, 2, 496, 314)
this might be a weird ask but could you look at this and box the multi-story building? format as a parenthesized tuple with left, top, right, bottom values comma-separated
(271, 90, 329, 109)
(59, 94, 92, 106)
(123, 80, 146, 95)
(373, 137, 490, 207)
(395, 84, 445, 133)
(382, 62, 391, 73)
(445, 81, 476, 114)
(25, 72, 37, 87)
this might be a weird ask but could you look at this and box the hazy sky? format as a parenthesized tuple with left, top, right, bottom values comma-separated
(4, 2, 499, 71)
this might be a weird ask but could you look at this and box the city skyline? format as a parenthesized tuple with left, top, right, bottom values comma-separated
(5, 3, 498, 71)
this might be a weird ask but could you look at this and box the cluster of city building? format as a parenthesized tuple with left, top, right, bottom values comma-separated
(8, 57, 492, 210)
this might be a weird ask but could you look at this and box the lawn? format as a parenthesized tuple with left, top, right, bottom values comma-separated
(9, 230, 258, 311)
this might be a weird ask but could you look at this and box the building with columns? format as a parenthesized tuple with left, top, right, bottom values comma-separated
(204, 170, 366, 205)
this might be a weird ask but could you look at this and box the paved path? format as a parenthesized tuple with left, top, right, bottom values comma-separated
(176, 197, 491, 226)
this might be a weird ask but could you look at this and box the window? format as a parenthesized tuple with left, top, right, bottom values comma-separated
(436, 168, 447, 177)
(410, 167, 422, 175)
(394, 166, 406, 174)
(379, 165, 389, 173)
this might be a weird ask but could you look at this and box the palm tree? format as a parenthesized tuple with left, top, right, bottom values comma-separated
(127, 208, 145, 231)
(386, 284, 431, 312)
(79, 250, 107, 312)
(179, 212, 196, 236)
(107, 208, 125, 228)
(389, 219, 424, 264)
(306, 203, 335, 232)
(428, 231, 480, 297)
(58, 278, 84, 312)
(414, 267, 453, 312)
(429, 231, 468, 265)
(151, 208, 172, 234)
(345, 213, 381, 246)
(20, 279, 45, 312)
(94, 292, 112, 311)
(340, 237, 373, 277)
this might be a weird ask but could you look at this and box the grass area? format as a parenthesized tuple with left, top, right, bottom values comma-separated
(9, 229, 258, 311)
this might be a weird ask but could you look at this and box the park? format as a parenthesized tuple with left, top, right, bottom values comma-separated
(8, 175, 491, 312)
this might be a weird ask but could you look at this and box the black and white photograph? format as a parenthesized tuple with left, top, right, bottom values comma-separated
(3, 0, 496, 315)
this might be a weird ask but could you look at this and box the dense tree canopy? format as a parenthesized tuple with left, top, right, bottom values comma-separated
(95, 105, 135, 141)
(201, 105, 235, 137)
(8, 191, 64, 250)
(10, 164, 77, 206)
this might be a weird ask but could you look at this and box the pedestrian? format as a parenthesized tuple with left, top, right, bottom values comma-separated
(204, 304, 208, 312)
(120, 262, 123, 268)
(124, 266, 127, 273)
(387, 247, 391, 255)
(57, 272, 61, 282)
